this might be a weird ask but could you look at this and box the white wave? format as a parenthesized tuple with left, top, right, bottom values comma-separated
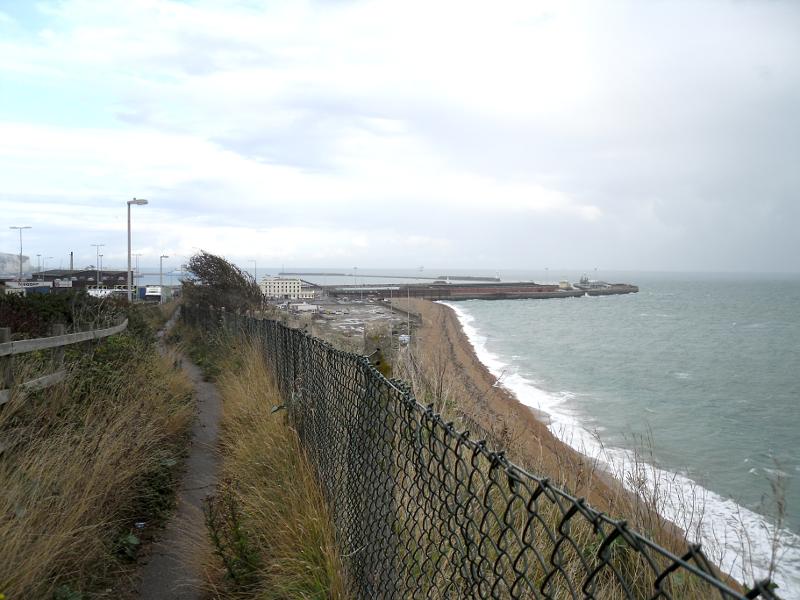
(440, 301, 800, 599)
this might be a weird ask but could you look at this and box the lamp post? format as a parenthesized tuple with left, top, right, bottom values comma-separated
(43, 256, 53, 273)
(91, 243, 104, 288)
(9, 226, 31, 282)
(98, 254, 103, 283)
(250, 259, 257, 286)
(127, 198, 148, 301)
(133, 253, 142, 280)
(36, 254, 41, 274)
(160, 255, 168, 304)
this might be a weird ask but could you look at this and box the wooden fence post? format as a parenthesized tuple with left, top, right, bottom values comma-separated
(0, 327, 12, 390)
(51, 324, 66, 370)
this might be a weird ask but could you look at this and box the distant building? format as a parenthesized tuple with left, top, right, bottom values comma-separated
(35, 269, 129, 288)
(1, 282, 24, 296)
(2, 280, 53, 297)
(261, 277, 303, 299)
(299, 282, 317, 300)
(573, 275, 610, 291)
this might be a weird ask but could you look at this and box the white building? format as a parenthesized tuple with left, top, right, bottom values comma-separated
(261, 277, 303, 299)
(299, 283, 317, 300)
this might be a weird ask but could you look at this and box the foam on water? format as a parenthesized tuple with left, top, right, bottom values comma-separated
(441, 301, 800, 598)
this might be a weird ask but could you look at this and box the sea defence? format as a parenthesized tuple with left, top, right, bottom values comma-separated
(327, 281, 639, 301)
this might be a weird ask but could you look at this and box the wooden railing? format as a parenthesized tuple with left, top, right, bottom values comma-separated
(0, 319, 128, 405)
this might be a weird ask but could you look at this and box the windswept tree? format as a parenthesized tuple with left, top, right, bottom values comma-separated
(182, 251, 263, 311)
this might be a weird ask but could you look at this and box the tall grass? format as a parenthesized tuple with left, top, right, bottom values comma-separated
(0, 316, 193, 599)
(187, 327, 350, 599)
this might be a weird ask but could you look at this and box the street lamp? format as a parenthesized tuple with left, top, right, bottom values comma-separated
(160, 255, 168, 304)
(43, 256, 53, 273)
(250, 259, 257, 285)
(9, 226, 31, 282)
(91, 243, 104, 287)
(127, 198, 148, 301)
(133, 253, 142, 279)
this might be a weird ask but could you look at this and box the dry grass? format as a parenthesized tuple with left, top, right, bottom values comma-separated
(0, 330, 193, 599)
(203, 338, 350, 599)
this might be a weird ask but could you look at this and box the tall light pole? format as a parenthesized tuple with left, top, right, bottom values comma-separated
(407, 285, 411, 336)
(127, 198, 148, 301)
(10, 226, 31, 282)
(91, 243, 104, 287)
(43, 256, 53, 273)
(250, 259, 257, 286)
(36, 254, 41, 274)
(160, 255, 168, 304)
(98, 254, 104, 283)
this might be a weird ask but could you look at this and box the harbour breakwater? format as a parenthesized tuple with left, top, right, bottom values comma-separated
(330, 281, 639, 301)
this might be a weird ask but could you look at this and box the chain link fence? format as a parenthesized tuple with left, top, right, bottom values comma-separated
(184, 304, 779, 600)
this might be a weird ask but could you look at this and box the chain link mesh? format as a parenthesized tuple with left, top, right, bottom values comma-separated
(185, 304, 779, 600)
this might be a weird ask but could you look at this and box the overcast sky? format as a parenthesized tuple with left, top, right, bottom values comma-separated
(1, 0, 798, 273)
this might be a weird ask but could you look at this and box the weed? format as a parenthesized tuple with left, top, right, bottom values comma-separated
(190, 332, 350, 599)
(0, 306, 193, 598)
(52, 585, 84, 600)
(205, 482, 260, 589)
(115, 532, 141, 561)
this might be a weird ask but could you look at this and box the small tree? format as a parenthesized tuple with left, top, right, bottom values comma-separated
(183, 251, 263, 311)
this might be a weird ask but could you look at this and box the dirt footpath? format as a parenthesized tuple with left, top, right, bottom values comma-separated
(136, 314, 221, 599)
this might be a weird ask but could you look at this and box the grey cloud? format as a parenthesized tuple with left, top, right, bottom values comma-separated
(211, 113, 351, 173)
(5, 0, 800, 272)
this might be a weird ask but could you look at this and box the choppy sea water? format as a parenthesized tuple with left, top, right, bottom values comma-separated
(440, 274, 800, 597)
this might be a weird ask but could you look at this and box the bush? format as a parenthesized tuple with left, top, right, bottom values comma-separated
(0, 292, 126, 338)
(183, 251, 263, 312)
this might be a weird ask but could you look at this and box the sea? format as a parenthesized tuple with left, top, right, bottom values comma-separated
(231, 267, 800, 595)
(436, 271, 799, 598)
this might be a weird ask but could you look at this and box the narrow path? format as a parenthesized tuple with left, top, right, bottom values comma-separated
(137, 310, 221, 599)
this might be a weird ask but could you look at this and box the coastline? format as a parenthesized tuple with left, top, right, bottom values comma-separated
(399, 297, 800, 598)
(395, 297, 629, 515)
